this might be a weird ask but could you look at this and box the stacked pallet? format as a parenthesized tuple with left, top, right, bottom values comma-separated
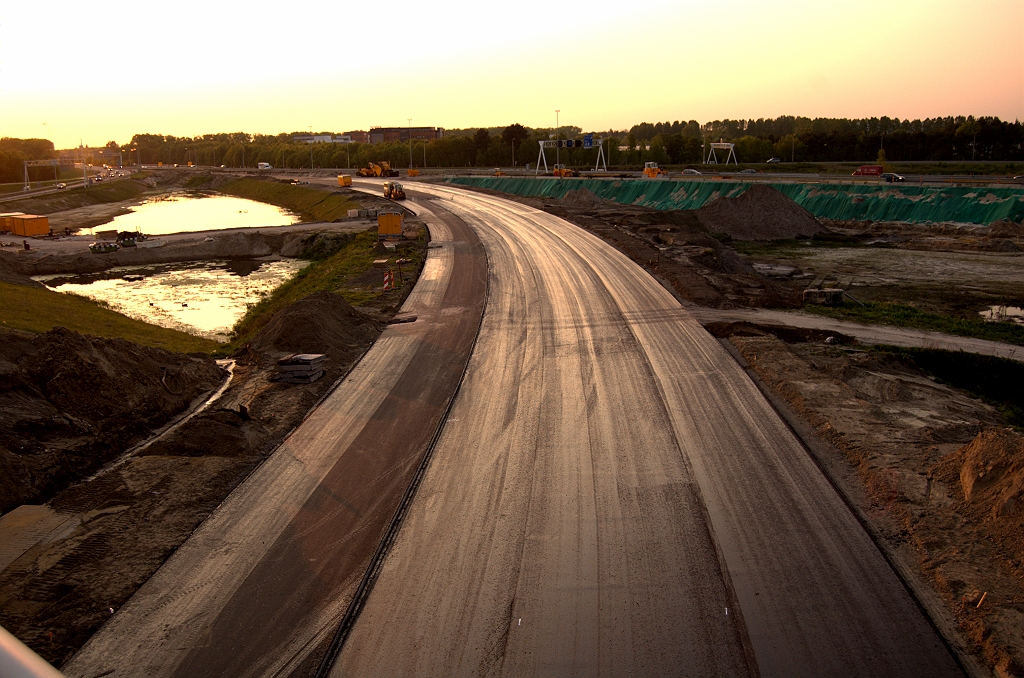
(275, 354, 327, 384)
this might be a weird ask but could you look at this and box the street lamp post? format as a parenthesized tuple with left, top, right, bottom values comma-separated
(408, 118, 413, 169)
(309, 126, 314, 170)
(555, 109, 560, 173)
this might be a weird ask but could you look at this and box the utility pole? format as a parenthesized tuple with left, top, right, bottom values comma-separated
(408, 118, 413, 169)
(309, 126, 314, 169)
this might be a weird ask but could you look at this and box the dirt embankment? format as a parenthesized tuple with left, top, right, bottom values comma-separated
(0, 327, 225, 513)
(712, 323, 1024, 677)
(527, 186, 805, 308)
(0, 291, 384, 667)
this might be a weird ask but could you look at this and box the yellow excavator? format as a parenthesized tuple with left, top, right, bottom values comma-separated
(357, 161, 400, 178)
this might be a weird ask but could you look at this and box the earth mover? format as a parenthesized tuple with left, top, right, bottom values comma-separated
(358, 161, 400, 178)
(383, 181, 406, 200)
(552, 164, 579, 178)
(643, 162, 669, 178)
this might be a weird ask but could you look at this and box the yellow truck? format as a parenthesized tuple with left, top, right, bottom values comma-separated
(337, 174, 352, 187)
(377, 211, 404, 240)
(383, 182, 406, 200)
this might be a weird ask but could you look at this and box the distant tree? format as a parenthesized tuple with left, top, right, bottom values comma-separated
(473, 128, 491, 151)
(501, 123, 530, 147)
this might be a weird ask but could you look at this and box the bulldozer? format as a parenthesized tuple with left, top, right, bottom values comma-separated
(642, 162, 669, 178)
(357, 161, 400, 178)
(383, 181, 406, 200)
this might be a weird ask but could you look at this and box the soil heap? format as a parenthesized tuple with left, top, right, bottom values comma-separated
(696, 184, 825, 240)
(561, 188, 605, 210)
(246, 290, 382, 363)
(0, 326, 225, 512)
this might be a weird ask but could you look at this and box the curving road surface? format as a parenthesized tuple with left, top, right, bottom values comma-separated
(334, 184, 963, 677)
(64, 182, 963, 677)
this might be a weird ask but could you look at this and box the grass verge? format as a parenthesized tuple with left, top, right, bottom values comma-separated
(218, 228, 426, 356)
(0, 281, 218, 353)
(871, 345, 1024, 429)
(218, 178, 359, 222)
(805, 302, 1024, 347)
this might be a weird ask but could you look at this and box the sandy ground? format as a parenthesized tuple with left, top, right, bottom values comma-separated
(714, 326, 1023, 677)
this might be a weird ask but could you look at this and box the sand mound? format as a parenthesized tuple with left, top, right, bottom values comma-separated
(561, 188, 604, 209)
(695, 184, 824, 240)
(943, 428, 1024, 522)
(0, 327, 225, 512)
(247, 291, 382, 364)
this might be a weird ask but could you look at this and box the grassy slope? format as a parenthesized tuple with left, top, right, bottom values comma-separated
(806, 302, 1024, 347)
(217, 178, 359, 222)
(0, 282, 218, 353)
(221, 229, 425, 355)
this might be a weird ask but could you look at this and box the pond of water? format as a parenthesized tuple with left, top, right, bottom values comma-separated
(100, 193, 298, 236)
(39, 259, 308, 342)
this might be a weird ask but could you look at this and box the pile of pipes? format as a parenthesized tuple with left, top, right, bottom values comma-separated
(275, 353, 326, 384)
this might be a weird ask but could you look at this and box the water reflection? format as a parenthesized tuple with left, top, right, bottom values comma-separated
(40, 259, 308, 342)
(101, 193, 297, 236)
(979, 306, 1024, 325)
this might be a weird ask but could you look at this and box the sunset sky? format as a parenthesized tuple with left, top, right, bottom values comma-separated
(2, 0, 1022, 149)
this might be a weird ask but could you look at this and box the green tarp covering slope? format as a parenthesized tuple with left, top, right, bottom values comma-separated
(445, 177, 1024, 225)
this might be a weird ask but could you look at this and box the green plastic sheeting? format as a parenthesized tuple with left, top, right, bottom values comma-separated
(446, 177, 1024, 225)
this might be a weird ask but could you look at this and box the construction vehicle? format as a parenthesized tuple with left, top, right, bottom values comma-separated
(642, 162, 669, 178)
(377, 211, 404, 239)
(493, 168, 506, 176)
(383, 181, 406, 200)
(551, 164, 578, 178)
(357, 161, 400, 178)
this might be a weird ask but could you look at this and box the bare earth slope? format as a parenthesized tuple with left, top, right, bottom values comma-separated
(696, 183, 825, 240)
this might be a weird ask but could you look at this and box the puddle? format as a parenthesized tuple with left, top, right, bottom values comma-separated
(37, 259, 308, 341)
(979, 306, 1024, 325)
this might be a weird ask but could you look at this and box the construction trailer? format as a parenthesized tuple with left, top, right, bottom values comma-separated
(7, 214, 49, 236)
(377, 211, 404, 240)
(0, 213, 26, 232)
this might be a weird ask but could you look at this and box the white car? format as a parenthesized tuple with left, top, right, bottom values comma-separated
(56, 183, 67, 189)
(682, 168, 702, 175)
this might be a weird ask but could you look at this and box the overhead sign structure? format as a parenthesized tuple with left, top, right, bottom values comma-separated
(535, 137, 608, 174)
(706, 142, 738, 165)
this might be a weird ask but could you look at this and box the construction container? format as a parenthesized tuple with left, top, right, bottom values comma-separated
(347, 208, 360, 218)
(338, 174, 352, 187)
(407, 169, 420, 177)
(0, 212, 26, 232)
(377, 211, 404, 240)
(9, 214, 49, 237)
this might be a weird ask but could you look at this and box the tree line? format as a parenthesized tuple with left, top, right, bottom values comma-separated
(625, 116, 1023, 164)
(2, 114, 1021, 184)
